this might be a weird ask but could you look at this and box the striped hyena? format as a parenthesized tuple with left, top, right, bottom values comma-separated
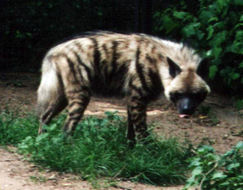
(37, 31, 210, 143)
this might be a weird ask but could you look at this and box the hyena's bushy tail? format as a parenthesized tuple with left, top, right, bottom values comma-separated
(37, 57, 62, 116)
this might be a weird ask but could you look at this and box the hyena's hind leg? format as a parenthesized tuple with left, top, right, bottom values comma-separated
(62, 85, 91, 135)
(37, 58, 68, 134)
(38, 96, 68, 134)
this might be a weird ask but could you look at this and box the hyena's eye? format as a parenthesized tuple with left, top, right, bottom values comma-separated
(170, 92, 182, 103)
(196, 91, 207, 101)
(167, 57, 181, 78)
(190, 91, 207, 103)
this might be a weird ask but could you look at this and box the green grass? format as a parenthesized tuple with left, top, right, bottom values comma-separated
(0, 110, 38, 145)
(0, 110, 192, 186)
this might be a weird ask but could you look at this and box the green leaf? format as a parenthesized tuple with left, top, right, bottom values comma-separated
(240, 15, 243, 22)
(185, 176, 197, 187)
(207, 26, 214, 40)
(227, 163, 240, 170)
(219, 181, 230, 187)
(233, 23, 243, 31)
(217, 0, 229, 10)
(235, 30, 243, 42)
(182, 23, 200, 38)
(209, 65, 218, 79)
(197, 30, 205, 40)
(212, 172, 227, 180)
(212, 47, 222, 58)
(190, 158, 201, 167)
(235, 141, 243, 149)
(162, 15, 178, 34)
(199, 10, 216, 24)
(233, 0, 243, 6)
(153, 12, 161, 18)
(213, 21, 225, 30)
(192, 167, 202, 176)
(208, 17, 219, 23)
(231, 73, 240, 80)
(206, 50, 212, 57)
(210, 31, 227, 46)
(173, 11, 189, 20)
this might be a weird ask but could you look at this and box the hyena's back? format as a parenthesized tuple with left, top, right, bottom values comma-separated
(37, 32, 206, 142)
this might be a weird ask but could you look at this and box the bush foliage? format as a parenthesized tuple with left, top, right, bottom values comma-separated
(184, 142, 243, 190)
(154, 0, 243, 96)
(154, 0, 243, 95)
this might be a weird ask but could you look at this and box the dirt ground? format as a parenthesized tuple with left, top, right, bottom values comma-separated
(0, 73, 242, 190)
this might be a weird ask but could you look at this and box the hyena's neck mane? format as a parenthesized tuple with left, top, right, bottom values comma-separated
(147, 35, 201, 70)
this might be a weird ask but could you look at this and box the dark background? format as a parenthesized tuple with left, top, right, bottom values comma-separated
(0, 0, 156, 72)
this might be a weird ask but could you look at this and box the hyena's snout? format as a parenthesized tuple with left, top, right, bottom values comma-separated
(174, 92, 208, 118)
(177, 97, 196, 116)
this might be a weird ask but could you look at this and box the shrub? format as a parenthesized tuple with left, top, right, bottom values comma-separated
(184, 142, 243, 190)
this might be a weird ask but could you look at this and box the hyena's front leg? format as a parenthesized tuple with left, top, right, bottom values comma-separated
(63, 86, 90, 135)
(127, 95, 148, 145)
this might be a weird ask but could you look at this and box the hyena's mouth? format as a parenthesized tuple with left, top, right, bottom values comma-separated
(179, 114, 190, 118)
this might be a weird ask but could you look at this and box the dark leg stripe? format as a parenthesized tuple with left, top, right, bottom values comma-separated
(130, 96, 144, 103)
(127, 107, 135, 142)
(129, 83, 144, 97)
(69, 100, 85, 108)
(41, 107, 53, 122)
(70, 114, 83, 120)
(146, 55, 156, 65)
(135, 47, 150, 92)
(73, 51, 92, 82)
(66, 89, 82, 95)
(148, 69, 163, 94)
(66, 86, 90, 95)
(69, 108, 84, 117)
(69, 94, 90, 107)
(102, 44, 109, 57)
(66, 57, 79, 83)
(71, 53, 85, 82)
(89, 37, 100, 69)
(111, 40, 118, 72)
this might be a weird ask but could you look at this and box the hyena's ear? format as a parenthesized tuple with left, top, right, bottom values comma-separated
(167, 57, 181, 78)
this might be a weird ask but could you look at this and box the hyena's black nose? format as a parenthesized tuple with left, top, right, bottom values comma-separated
(178, 98, 194, 115)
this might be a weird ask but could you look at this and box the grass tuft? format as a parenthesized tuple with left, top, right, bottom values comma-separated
(0, 111, 192, 185)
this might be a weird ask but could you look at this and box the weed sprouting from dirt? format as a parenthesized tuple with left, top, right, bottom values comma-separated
(0, 111, 191, 185)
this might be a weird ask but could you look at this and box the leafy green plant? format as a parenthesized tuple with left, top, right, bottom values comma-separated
(184, 142, 243, 190)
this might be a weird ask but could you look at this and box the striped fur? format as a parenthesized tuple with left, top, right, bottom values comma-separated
(37, 32, 210, 143)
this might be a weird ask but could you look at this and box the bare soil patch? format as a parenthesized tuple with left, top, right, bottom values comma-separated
(0, 73, 242, 189)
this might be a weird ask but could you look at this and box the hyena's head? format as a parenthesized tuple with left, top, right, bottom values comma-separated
(164, 47, 210, 118)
